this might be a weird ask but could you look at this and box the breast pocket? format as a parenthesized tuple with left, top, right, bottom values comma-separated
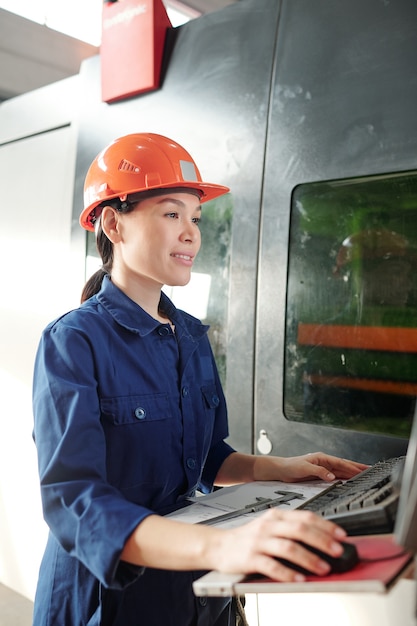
(99, 393, 177, 498)
(100, 393, 172, 426)
(201, 385, 220, 413)
(200, 385, 220, 442)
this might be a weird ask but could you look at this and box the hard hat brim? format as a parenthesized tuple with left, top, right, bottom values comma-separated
(79, 181, 230, 232)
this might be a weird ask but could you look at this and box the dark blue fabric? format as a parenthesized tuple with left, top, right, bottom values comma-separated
(32, 276, 235, 625)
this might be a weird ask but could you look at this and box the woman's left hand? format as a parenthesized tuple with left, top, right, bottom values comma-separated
(215, 451, 369, 487)
(257, 452, 369, 483)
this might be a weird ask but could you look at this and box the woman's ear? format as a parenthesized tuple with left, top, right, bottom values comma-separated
(101, 206, 122, 243)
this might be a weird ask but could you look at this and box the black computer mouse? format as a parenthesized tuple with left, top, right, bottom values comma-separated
(277, 541, 359, 576)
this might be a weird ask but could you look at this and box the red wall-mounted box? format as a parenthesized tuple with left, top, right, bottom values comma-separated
(101, 0, 172, 103)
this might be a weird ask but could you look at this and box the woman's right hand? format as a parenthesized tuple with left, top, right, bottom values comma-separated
(121, 508, 347, 581)
(211, 508, 347, 581)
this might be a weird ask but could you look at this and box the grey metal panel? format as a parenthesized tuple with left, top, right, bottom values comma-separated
(72, 0, 281, 453)
(256, 0, 417, 463)
(181, 0, 238, 14)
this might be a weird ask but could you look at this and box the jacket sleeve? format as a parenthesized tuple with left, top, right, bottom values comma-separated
(32, 321, 150, 589)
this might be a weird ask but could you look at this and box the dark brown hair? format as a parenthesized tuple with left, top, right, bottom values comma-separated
(80, 200, 136, 303)
(80, 221, 114, 303)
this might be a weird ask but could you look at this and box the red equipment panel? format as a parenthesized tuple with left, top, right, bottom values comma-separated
(101, 0, 172, 103)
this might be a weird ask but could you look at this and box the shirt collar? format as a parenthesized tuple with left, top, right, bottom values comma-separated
(96, 275, 208, 339)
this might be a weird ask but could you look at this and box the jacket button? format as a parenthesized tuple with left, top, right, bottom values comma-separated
(211, 394, 219, 406)
(182, 386, 189, 397)
(199, 597, 208, 606)
(134, 407, 146, 420)
(186, 458, 196, 469)
(158, 325, 170, 336)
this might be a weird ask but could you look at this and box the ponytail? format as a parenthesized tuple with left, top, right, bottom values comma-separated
(80, 217, 114, 303)
(80, 199, 138, 303)
(81, 268, 108, 303)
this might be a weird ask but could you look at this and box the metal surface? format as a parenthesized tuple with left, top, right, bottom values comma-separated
(178, 0, 238, 13)
(256, 0, 417, 463)
(73, 0, 280, 453)
(72, 0, 417, 462)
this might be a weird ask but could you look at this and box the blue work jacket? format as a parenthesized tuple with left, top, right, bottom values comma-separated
(32, 276, 235, 625)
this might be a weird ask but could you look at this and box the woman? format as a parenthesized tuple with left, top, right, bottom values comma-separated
(32, 133, 367, 625)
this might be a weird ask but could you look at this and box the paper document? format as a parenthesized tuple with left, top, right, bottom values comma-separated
(166, 480, 333, 529)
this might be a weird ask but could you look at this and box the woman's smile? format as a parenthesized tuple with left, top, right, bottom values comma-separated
(171, 252, 195, 266)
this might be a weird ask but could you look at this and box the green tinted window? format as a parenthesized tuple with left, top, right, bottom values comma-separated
(285, 172, 417, 438)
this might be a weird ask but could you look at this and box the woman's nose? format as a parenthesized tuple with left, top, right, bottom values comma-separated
(180, 223, 198, 243)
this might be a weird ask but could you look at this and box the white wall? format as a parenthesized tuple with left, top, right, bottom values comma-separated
(0, 8, 98, 101)
(0, 76, 85, 600)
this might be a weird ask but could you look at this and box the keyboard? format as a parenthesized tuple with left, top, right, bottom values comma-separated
(299, 456, 405, 535)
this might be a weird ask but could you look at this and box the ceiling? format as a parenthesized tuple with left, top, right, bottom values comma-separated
(0, 1, 240, 102)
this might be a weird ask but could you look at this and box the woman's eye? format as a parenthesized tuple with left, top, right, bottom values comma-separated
(166, 212, 178, 219)
(192, 217, 201, 225)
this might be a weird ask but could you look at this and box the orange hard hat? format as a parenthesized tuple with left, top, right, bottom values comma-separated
(80, 133, 230, 231)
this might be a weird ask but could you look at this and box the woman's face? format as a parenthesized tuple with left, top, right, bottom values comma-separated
(108, 191, 202, 290)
